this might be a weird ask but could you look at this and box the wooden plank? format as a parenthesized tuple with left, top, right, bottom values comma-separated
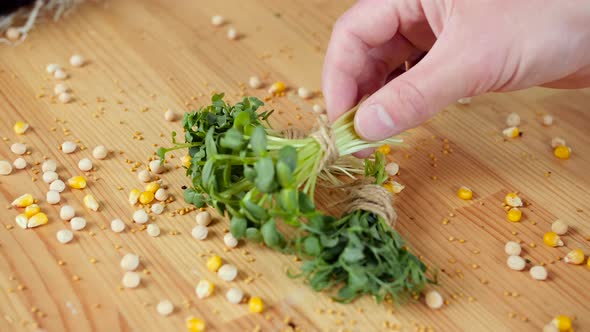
(0, 1, 589, 331)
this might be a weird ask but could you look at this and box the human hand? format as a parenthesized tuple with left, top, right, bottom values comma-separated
(322, 0, 590, 142)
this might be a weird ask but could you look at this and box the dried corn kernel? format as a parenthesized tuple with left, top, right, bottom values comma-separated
(13, 121, 29, 135)
(507, 208, 522, 222)
(182, 155, 192, 168)
(24, 204, 41, 218)
(551, 315, 572, 331)
(543, 232, 564, 247)
(268, 81, 286, 95)
(564, 249, 585, 265)
(248, 296, 264, 313)
(186, 317, 206, 332)
(83, 194, 99, 211)
(377, 144, 391, 155)
(195, 280, 215, 299)
(502, 126, 520, 138)
(68, 176, 87, 189)
(145, 181, 160, 193)
(457, 186, 473, 200)
(206, 255, 222, 272)
(15, 214, 28, 229)
(139, 191, 155, 205)
(11, 193, 34, 208)
(27, 212, 48, 228)
(504, 193, 523, 207)
(554, 145, 571, 160)
(129, 189, 140, 205)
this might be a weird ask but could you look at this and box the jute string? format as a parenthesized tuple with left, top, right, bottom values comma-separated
(336, 180, 398, 227)
(282, 112, 396, 226)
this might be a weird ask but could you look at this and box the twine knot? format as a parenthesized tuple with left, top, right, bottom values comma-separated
(310, 115, 339, 170)
(340, 182, 398, 227)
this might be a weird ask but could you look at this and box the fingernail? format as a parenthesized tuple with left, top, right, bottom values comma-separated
(355, 103, 396, 141)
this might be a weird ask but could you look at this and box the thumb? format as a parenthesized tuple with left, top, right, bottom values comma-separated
(354, 37, 482, 141)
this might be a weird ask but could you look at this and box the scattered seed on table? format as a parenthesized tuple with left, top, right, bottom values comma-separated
(61, 141, 77, 154)
(312, 104, 324, 113)
(155, 188, 168, 201)
(385, 162, 399, 176)
(164, 109, 177, 122)
(156, 299, 174, 316)
(564, 249, 585, 265)
(56, 229, 74, 244)
(137, 170, 152, 183)
(504, 241, 522, 256)
(223, 233, 238, 248)
(15, 214, 28, 229)
(54, 83, 69, 95)
(122, 272, 141, 288)
(28, 213, 48, 228)
(502, 126, 520, 138)
(191, 225, 208, 240)
(149, 160, 165, 174)
(0, 160, 13, 175)
(425, 290, 443, 309)
(12, 158, 27, 169)
(42, 159, 57, 172)
(507, 255, 526, 271)
(506, 112, 521, 126)
(196, 211, 211, 226)
(551, 220, 568, 235)
(92, 145, 108, 159)
(227, 27, 238, 40)
(111, 218, 126, 233)
(211, 15, 224, 26)
(11, 143, 27, 155)
(551, 137, 566, 149)
(147, 224, 160, 237)
(46, 190, 61, 204)
(248, 297, 264, 313)
(542, 114, 554, 126)
(70, 217, 87, 231)
(54, 69, 68, 80)
(58, 92, 73, 104)
(249, 76, 262, 89)
(46, 63, 60, 74)
(120, 253, 140, 271)
(530, 266, 548, 280)
(297, 87, 312, 99)
(226, 287, 244, 304)
(78, 158, 93, 171)
(69, 54, 85, 67)
(218, 264, 238, 281)
(50, 179, 66, 192)
(42, 171, 58, 183)
(133, 210, 149, 224)
(13, 121, 29, 135)
(83, 194, 99, 212)
(195, 280, 215, 299)
(68, 175, 87, 189)
(60, 205, 75, 221)
(457, 97, 472, 105)
(151, 203, 164, 215)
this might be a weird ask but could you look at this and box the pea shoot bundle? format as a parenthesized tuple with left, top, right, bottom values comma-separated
(159, 94, 435, 302)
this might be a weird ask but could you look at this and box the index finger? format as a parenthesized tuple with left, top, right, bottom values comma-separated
(322, 0, 405, 121)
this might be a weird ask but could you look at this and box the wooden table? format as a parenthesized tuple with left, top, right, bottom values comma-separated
(1, 1, 589, 331)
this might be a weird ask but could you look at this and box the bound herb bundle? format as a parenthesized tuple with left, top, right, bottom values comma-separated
(159, 94, 434, 302)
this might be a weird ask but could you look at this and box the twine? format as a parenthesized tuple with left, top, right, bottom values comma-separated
(337, 180, 398, 227)
(310, 115, 339, 170)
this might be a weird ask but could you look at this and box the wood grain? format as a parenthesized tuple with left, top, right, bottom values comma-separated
(1, 1, 589, 331)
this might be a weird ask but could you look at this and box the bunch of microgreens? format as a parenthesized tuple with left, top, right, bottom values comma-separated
(158, 93, 435, 302)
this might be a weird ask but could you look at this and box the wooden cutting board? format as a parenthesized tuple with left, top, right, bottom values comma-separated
(1, 1, 589, 331)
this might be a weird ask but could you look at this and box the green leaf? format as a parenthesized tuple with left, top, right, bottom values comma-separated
(205, 127, 217, 157)
(303, 236, 321, 256)
(342, 247, 365, 263)
(183, 188, 205, 208)
(220, 128, 244, 150)
(156, 147, 166, 161)
(230, 216, 247, 239)
(250, 126, 267, 157)
(254, 157, 275, 193)
(278, 188, 298, 212)
(201, 159, 214, 188)
(243, 200, 268, 220)
(261, 219, 282, 248)
(298, 192, 315, 213)
(233, 111, 251, 131)
(276, 161, 294, 188)
(246, 227, 262, 242)
(277, 145, 297, 172)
